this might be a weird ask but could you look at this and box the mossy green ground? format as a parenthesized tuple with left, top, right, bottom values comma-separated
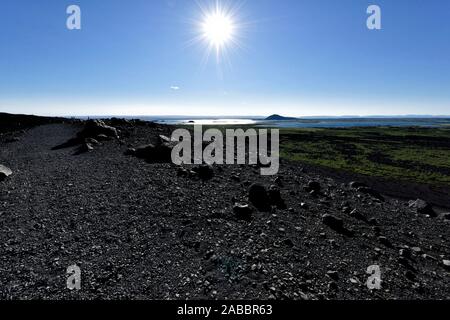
(180, 125, 450, 186)
(279, 127, 450, 186)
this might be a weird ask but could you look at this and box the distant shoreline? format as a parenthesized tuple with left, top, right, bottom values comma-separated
(153, 118, 450, 129)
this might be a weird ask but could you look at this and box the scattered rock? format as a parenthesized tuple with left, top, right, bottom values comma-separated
(405, 270, 416, 281)
(439, 213, 450, 221)
(85, 138, 100, 145)
(357, 187, 384, 201)
(230, 175, 240, 182)
(378, 236, 392, 247)
(322, 214, 343, 229)
(52, 119, 119, 153)
(124, 148, 136, 156)
(411, 247, 422, 254)
(372, 225, 381, 234)
(443, 260, 450, 270)
(342, 206, 352, 214)
(349, 209, 366, 221)
(274, 176, 283, 186)
(75, 143, 94, 155)
(399, 248, 412, 259)
(0, 164, 12, 181)
(326, 270, 339, 281)
(96, 134, 110, 141)
(421, 254, 437, 261)
(349, 181, 367, 189)
(409, 199, 436, 217)
(399, 256, 412, 269)
(328, 281, 338, 291)
(322, 214, 352, 236)
(282, 238, 294, 247)
(268, 185, 286, 209)
(306, 181, 321, 193)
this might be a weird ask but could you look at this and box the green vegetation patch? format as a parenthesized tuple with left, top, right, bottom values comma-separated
(279, 127, 450, 186)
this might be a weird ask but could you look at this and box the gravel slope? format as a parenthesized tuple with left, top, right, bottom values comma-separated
(0, 123, 449, 300)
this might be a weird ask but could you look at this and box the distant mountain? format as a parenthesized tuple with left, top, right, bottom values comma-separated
(265, 114, 298, 121)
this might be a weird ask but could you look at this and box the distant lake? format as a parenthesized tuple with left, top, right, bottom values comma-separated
(154, 118, 258, 126)
(148, 117, 450, 128)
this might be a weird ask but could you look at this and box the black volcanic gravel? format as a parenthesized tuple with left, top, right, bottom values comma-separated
(0, 122, 449, 300)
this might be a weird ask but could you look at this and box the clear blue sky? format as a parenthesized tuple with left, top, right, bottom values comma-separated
(1, 0, 449, 116)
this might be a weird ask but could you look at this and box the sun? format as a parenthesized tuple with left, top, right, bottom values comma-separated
(190, 0, 244, 65)
(202, 11, 235, 51)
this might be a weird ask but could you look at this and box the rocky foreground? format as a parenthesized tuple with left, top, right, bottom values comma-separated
(0, 117, 449, 300)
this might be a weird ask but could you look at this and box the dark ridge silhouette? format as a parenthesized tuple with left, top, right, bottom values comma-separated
(265, 114, 298, 121)
(0, 112, 71, 133)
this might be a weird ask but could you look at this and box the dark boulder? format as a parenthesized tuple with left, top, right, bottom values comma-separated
(54, 120, 118, 152)
(322, 214, 344, 230)
(326, 270, 339, 281)
(322, 214, 353, 236)
(233, 203, 253, 221)
(282, 238, 294, 247)
(409, 199, 436, 217)
(274, 176, 283, 186)
(405, 270, 416, 281)
(268, 185, 286, 209)
(177, 167, 189, 177)
(192, 164, 214, 180)
(77, 120, 118, 139)
(0, 164, 12, 181)
(249, 183, 270, 211)
(132, 144, 155, 158)
(130, 135, 175, 163)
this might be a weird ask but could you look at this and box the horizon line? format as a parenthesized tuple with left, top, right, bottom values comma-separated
(2, 111, 450, 119)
